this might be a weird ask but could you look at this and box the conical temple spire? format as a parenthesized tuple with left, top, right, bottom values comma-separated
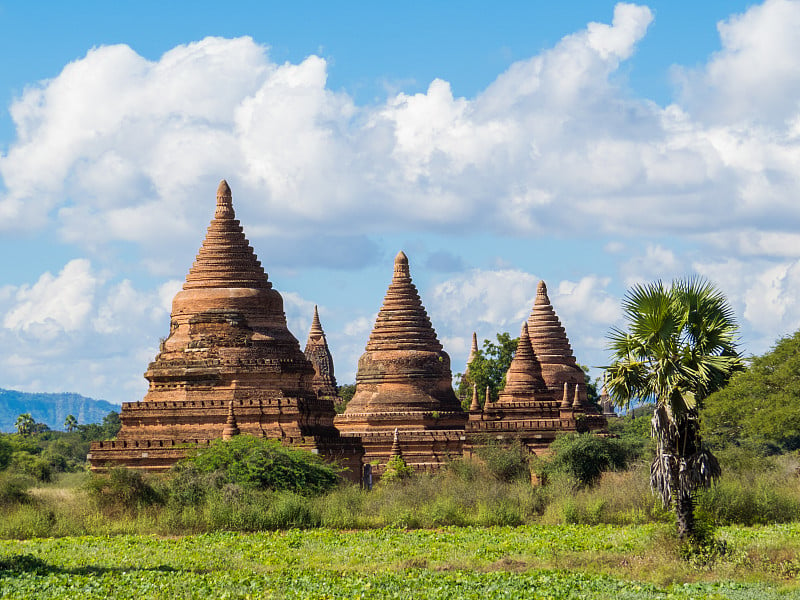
(304, 305, 337, 398)
(222, 401, 240, 440)
(337, 250, 463, 425)
(498, 322, 550, 399)
(310, 305, 324, 337)
(365, 251, 443, 352)
(184, 180, 270, 290)
(390, 428, 403, 458)
(469, 383, 480, 412)
(468, 332, 478, 362)
(527, 280, 576, 366)
(561, 382, 572, 409)
(572, 383, 583, 410)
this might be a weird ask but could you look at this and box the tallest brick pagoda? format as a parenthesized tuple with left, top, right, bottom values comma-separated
(89, 181, 362, 477)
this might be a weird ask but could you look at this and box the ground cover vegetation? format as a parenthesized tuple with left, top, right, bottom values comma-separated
(1, 525, 799, 599)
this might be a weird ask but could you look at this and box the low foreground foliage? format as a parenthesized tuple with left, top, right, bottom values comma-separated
(2, 444, 799, 537)
(2, 525, 799, 599)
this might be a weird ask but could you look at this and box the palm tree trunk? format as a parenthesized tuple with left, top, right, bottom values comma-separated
(675, 488, 694, 540)
(668, 453, 695, 540)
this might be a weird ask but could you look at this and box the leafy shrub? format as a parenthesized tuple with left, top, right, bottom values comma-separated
(475, 438, 531, 482)
(606, 408, 654, 460)
(381, 455, 414, 484)
(539, 433, 632, 487)
(0, 472, 34, 506)
(85, 467, 163, 510)
(166, 464, 226, 506)
(182, 436, 339, 495)
(703, 330, 800, 453)
(0, 437, 12, 470)
(9, 451, 53, 482)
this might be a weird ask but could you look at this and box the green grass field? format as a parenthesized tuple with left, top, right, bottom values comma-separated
(2, 525, 799, 599)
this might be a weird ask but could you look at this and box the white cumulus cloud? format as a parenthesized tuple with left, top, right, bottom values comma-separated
(3, 259, 98, 337)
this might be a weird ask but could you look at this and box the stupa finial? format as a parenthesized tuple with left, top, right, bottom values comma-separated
(467, 332, 478, 363)
(310, 305, 323, 336)
(215, 179, 234, 219)
(393, 250, 410, 278)
(535, 280, 549, 306)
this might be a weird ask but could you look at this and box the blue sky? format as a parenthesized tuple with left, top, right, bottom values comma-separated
(2, 1, 799, 405)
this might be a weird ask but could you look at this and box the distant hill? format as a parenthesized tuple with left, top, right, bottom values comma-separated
(0, 388, 120, 432)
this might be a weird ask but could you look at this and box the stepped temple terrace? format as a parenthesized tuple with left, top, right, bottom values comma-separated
(334, 251, 467, 473)
(89, 179, 606, 480)
(88, 181, 363, 478)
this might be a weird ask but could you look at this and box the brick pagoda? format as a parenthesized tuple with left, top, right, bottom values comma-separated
(334, 251, 467, 472)
(465, 321, 596, 454)
(527, 280, 603, 423)
(89, 181, 363, 477)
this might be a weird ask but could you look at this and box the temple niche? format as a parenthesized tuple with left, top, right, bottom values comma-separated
(88, 181, 363, 478)
(334, 251, 467, 473)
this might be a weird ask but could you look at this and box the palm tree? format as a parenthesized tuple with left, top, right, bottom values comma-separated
(604, 277, 743, 539)
(15, 413, 35, 436)
(64, 414, 78, 433)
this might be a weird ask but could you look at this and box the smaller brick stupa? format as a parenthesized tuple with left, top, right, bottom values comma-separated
(89, 180, 362, 477)
(335, 251, 466, 473)
(466, 321, 592, 453)
(526, 280, 606, 432)
(304, 306, 338, 400)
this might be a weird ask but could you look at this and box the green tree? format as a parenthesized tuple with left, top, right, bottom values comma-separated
(604, 277, 743, 540)
(102, 412, 121, 438)
(703, 329, 800, 454)
(456, 332, 518, 409)
(336, 384, 356, 414)
(63, 414, 78, 433)
(14, 414, 35, 437)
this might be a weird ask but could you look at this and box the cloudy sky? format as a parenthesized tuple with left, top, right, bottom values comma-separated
(2, 0, 800, 405)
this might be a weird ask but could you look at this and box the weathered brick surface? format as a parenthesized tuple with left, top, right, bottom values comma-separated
(465, 293, 607, 456)
(335, 252, 467, 471)
(527, 280, 592, 405)
(89, 181, 363, 480)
